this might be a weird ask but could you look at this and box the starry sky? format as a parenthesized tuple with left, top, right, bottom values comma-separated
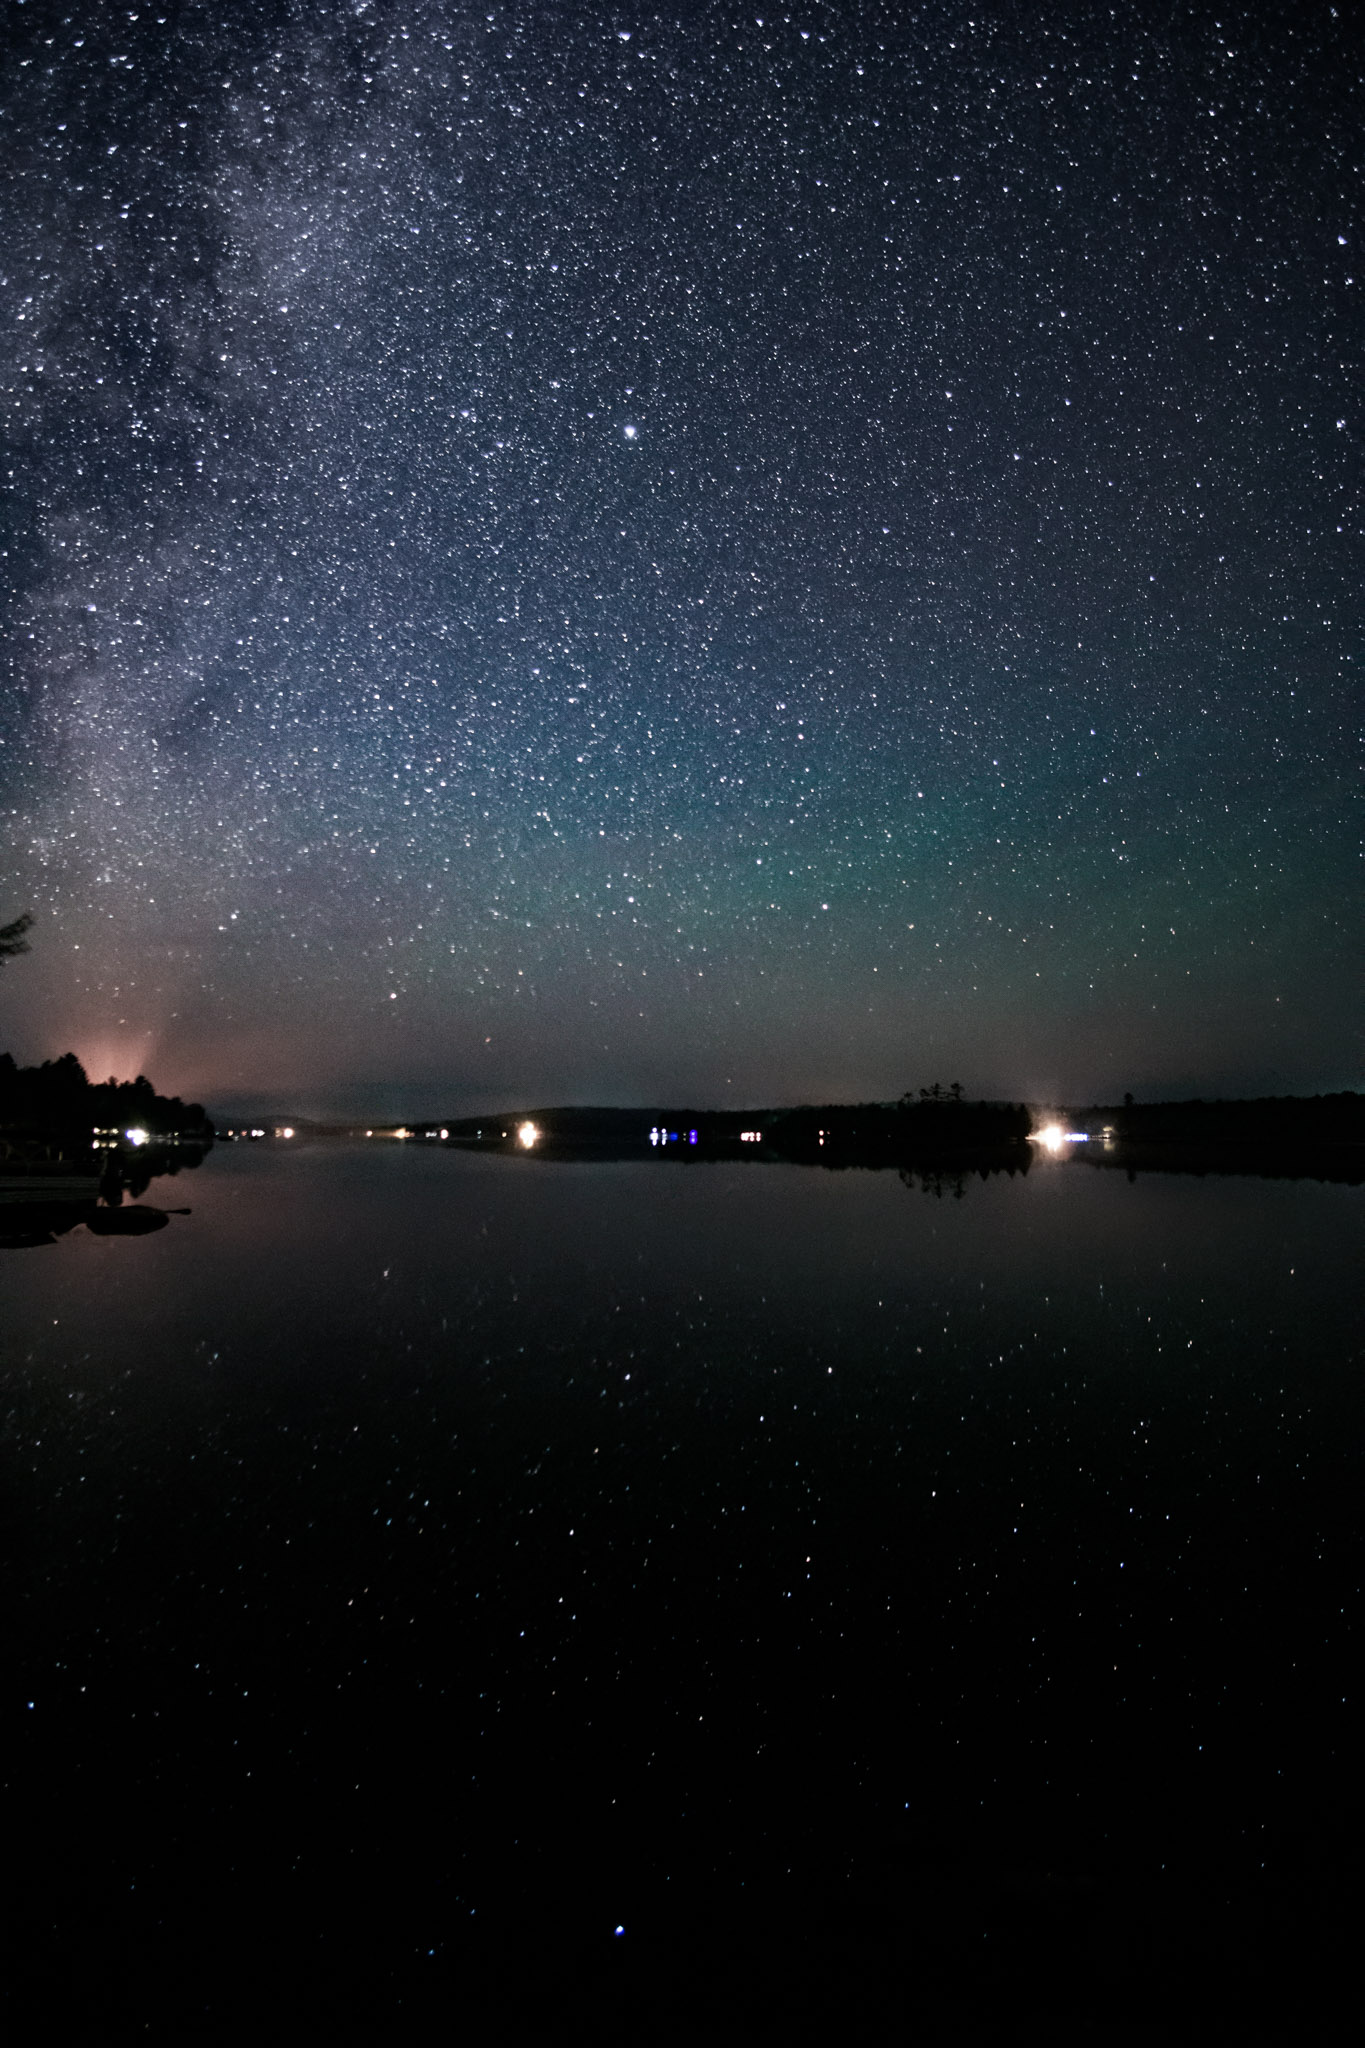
(2, 0, 1358, 1116)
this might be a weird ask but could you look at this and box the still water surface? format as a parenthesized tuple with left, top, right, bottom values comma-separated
(4, 1142, 1359, 2035)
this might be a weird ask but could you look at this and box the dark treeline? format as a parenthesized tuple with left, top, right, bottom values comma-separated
(0, 1051, 212, 1145)
(899, 1162, 1031, 1199)
(1066, 1092, 1364, 1185)
(1, 1053, 212, 1240)
(441, 1092, 1363, 1180)
(444, 1098, 1033, 1169)
(1069, 1092, 1364, 1148)
(762, 1098, 1032, 1164)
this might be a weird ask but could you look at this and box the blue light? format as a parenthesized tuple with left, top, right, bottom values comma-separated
(689, 1129, 698, 1144)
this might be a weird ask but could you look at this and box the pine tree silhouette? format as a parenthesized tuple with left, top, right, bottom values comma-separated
(0, 912, 33, 966)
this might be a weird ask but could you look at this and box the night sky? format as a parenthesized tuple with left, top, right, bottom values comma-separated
(2, 0, 1358, 1115)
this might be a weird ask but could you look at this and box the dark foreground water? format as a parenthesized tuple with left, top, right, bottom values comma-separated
(3, 1142, 1359, 2040)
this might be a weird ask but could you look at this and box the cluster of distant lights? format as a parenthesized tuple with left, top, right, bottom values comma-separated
(219, 1122, 1110, 1156)
(94, 1124, 192, 1148)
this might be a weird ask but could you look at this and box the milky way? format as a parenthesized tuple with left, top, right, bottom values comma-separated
(2, 1, 1357, 1112)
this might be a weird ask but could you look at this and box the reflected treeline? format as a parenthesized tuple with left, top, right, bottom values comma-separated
(1, 1050, 211, 1249)
(0, 1143, 205, 1249)
(0, 1198, 194, 1252)
(899, 1158, 1032, 1198)
(1072, 1143, 1363, 1187)
(0, 1139, 205, 1249)
(97, 1136, 210, 1202)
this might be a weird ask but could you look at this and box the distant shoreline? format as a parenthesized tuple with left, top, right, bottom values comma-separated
(209, 1093, 1364, 1184)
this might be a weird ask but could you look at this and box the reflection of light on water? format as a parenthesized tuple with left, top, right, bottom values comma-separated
(518, 1121, 540, 1149)
(125, 1126, 149, 1147)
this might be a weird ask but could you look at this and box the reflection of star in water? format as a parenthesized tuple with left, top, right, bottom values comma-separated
(622, 423, 638, 439)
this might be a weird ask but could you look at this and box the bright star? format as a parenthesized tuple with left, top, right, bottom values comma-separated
(623, 424, 638, 439)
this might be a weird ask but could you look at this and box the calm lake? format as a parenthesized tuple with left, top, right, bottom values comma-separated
(4, 1141, 1359, 2038)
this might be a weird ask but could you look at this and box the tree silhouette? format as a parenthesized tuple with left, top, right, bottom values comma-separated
(0, 912, 33, 966)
